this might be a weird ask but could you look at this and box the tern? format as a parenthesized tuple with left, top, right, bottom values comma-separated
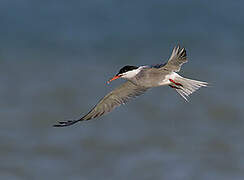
(54, 45, 207, 127)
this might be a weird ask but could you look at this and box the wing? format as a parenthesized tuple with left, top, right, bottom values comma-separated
(161, 45, 188, 72)
(53, 81, 149, 127)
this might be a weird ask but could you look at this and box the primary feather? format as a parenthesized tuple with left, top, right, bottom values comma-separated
(54, 81, 148, 127)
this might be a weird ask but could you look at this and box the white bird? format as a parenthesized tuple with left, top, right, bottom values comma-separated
(54, 45, 207, 127)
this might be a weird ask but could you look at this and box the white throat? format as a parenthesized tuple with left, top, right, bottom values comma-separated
(122, 66, 143, 79)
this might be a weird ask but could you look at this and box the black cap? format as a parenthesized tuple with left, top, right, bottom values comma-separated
(117, 65, 138, 75)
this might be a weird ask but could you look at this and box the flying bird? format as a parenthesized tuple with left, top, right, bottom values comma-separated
(54, 45, 207, 127)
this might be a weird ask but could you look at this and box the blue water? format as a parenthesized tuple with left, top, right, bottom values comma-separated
(0, 1, 244, 179)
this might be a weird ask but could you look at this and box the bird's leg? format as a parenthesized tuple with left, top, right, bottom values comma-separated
(169, 84, 182, 89)
(169, 79, 183, 87)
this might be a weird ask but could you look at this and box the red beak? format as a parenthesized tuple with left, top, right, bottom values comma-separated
(107, 75, 121, 84)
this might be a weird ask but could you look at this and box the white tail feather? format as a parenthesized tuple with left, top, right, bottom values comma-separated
(173, 75, 207, 101)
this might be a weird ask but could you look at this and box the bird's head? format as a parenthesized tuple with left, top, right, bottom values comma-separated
(107, 65, 140, 84)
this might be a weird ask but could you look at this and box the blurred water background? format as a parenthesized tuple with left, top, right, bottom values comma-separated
(0, 0, 244, 179)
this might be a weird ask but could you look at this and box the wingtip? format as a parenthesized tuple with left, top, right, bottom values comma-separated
(53, 119, 81, 127)
(170, 44, 187, 59)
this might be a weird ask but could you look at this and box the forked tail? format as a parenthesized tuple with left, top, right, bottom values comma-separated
(171, 75, 208, 101)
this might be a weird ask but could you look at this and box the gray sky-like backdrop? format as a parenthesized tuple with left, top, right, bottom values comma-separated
(0, 1, 243, 180)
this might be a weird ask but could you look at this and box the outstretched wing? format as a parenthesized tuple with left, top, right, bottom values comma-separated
(161, 45, 188, 72)
(54, 81, 149, 127)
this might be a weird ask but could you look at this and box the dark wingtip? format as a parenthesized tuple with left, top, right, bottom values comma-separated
(53, 119, 81, 127)
(180, 47, 187, 58)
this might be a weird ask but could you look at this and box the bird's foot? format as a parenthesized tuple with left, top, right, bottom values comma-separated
(169, 84, 182, 89)
(169, 79, 183, 87)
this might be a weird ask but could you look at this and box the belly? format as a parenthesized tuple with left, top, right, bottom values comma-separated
(130, 68, 179, 88)
(133, 72, 172, 87)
